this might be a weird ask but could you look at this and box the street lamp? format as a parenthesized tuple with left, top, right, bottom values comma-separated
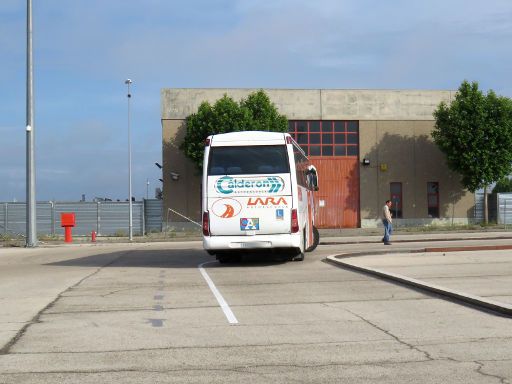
(125, 79, 133, 241)
(146, 178, 150, 200)
(26, 0, 37, 247)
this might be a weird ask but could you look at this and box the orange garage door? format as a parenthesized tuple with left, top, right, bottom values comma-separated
(311, 158, 359, 228)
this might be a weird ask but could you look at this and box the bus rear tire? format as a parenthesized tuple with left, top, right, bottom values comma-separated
(306, 226, 320, 252)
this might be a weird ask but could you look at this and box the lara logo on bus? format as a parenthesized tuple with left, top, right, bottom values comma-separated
(247, 197, 288, 208)
(214, 176, 284, 195)
(211, 198, 242, 218)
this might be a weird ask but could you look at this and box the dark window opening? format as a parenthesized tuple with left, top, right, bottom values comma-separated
(322, 133, 333, 144)
(334, 121, 345, 132)
(322, 146, 333, 156)
(309, 134, 321, 144)
(297, 121, 307, 132)
(334, 146, 346, 156)
(347, 146, 358, 156)
(288, 120, 359, 157)
(310, 121, 320, 132)
(309, 146, 321, 156)
(347, 134, 358, 144)
(347, 121, 359, 133)
(427, 182, 440, 218)
(322, 121, 333, 132)
(390, 182, 403, 219)
(208, 145, 290, 175)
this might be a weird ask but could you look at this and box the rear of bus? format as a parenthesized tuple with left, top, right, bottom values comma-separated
(202, 131, 303, 260)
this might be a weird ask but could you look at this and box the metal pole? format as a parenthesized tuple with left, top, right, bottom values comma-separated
(97, 202, 101, 236)
(505, 199, 507, 230)
(26, 0, 37, 247)
(4, 203, 8, 235)
(50, 201, 55, 236)
(142, 200, 146, 236)
(125, 79, 133, 241)
(146, 178, 149, 200)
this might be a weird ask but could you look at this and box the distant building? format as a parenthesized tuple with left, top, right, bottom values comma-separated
(93, 197, 112, 202)
(161, 88, 476, 228)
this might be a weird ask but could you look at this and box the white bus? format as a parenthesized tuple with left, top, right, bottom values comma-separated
(202, 131, 319, 263)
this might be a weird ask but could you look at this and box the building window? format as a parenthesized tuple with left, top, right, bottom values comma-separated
(427, 182, 439, 218)
(390, 182, 403, 218)
(288, 120, 359, 157)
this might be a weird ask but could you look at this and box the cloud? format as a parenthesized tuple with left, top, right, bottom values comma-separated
(2, 0, 512, 202)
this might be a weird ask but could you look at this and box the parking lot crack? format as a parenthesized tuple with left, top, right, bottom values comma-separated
(0, 253, 126, 356)
(474, 360, 510, 384)
(345, 309, 434, 361)
(0, 359, 439, 377)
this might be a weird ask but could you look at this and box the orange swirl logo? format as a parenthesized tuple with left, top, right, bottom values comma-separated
(211, 198, 242, 218)
(221, 204, 235, 218)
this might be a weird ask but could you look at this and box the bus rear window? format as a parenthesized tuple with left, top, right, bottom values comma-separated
(208, 145, 290, 175)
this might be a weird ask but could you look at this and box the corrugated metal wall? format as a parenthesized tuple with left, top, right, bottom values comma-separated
(474, 192, 512, 224)
(312, 158, 360, 228)
(0, 200, 163, 237)
(145, 199, 163, 232)
(474, 192, 484, 222)
(496, 193, 512, 225)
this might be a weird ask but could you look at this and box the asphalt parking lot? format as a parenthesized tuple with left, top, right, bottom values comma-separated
(0, 232, 511, 383)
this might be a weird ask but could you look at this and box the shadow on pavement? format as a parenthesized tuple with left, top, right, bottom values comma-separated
(45, 249, 289, 269)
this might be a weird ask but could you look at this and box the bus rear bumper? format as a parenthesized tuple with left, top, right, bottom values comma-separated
(203, 233, 301, 251)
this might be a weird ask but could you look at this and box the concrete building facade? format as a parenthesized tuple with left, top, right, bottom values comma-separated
(161, 88, 476, 228)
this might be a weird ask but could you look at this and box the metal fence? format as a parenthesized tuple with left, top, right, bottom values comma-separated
(476, 192, 512, 224)
(496, 193, 512, 225)
(474, 192, 484, 222)
(0, 200, 162, 237)
(145, 199, 163, 233)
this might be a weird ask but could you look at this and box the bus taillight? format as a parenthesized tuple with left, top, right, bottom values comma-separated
(202, 211, 210, 236)
(291, 209, 299, 233)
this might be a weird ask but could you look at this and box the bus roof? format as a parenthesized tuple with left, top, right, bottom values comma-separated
(208, 131, 289, 146)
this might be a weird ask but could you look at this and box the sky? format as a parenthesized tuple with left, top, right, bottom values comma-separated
(1, 0, 511, 202)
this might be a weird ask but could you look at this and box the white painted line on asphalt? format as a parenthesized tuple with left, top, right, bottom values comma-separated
(199, 261, 239, 324)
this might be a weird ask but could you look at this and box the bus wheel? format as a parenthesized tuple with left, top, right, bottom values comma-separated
(306, 226, 320, 252)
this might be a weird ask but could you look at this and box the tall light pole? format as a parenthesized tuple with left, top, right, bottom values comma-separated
(125, 79, 133, 241)
(146, 178, 150, 200)
(26, 0, 37, 247)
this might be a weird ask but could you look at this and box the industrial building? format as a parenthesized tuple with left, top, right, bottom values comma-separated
(161, 88, 476, 228)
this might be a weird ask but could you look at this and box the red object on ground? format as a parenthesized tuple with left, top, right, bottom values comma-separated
(91, 230, 96, 242)
(60, 213, 76, 243)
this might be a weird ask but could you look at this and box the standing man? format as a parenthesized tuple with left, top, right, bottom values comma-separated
(382, 200, 393, 245)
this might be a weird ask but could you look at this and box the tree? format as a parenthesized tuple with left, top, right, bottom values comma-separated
(180, 90, 288, 172)
(432, 80, 512, 223)
(492, 178, 512, 194)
